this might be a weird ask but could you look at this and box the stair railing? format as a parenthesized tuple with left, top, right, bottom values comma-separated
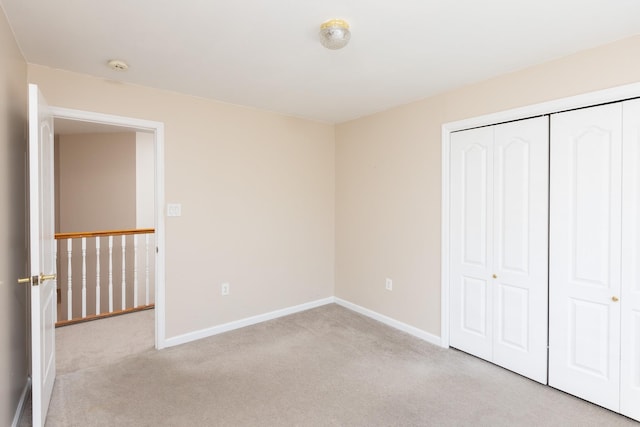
(54, 228, 155, 326)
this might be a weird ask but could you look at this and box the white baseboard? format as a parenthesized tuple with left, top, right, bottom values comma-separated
(164, 296, 443, 349)
(11, 377, 31, 427)
(334, 298, 443, 347)
(164, 297, 335, 348)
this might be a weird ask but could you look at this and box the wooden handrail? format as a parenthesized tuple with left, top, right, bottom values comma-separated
(54, 228, 155, 240)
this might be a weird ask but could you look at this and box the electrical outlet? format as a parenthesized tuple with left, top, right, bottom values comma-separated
(221, 282, 230, 296)
(385, 278, 393, 291)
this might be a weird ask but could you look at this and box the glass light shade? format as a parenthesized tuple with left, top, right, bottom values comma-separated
(319, 19, 351, 50)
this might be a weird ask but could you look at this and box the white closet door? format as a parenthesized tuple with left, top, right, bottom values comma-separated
(450, 117, 548, 383)
(549, 103, 623, 412)
(492, 118, 548, 384)
(621, 99, 640, 421)
(450, 126, 494, 361)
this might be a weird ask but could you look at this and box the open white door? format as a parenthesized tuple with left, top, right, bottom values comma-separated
(26, 83, 57, 426)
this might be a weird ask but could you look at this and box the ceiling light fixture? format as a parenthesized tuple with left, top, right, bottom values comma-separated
(319, 19, 351, 50)
(107, 59, 129, 71)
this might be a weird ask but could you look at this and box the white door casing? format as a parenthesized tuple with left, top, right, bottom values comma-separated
(48, 106, 166, 350)
(549, 103, 623, 412)
(28, 84, 57, 426)
(621, 99, 640, 421)
(449, 117, 548, 383)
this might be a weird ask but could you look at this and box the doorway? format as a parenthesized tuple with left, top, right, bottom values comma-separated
(49, 106, 166, 351)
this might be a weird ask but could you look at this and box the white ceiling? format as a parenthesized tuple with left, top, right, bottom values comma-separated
(2, 0, 639, 123)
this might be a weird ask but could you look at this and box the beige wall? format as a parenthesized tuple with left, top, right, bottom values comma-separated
(57, 132, 137, 232)
(27, 33, 640, 346)
(29, 64, 336, 338)
(0, 6, 28, 426)
(136, 132, 155, 228)
(335, 35, 640, 337)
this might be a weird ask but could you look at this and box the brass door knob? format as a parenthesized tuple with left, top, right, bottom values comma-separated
(18, 274, 56, 285)
(39, 273, 56, 284)
(492, 274, 497, 279)
(612, 296, 619, 302)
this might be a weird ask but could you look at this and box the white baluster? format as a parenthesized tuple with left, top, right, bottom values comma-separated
(96, 238, 101, 316)
(145, 233, 150, 306)
(109, 236, 114, 313)
(81, 237, 87, 318)
(67, 239, 72, 320)
(133, 234, 138, 308)
(121, 235, 126, 310)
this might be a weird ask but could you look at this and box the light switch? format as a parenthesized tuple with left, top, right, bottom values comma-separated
(167, 203, 182, 217)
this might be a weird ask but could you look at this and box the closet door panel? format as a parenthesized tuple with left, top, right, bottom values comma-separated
(450, 127, 494, 361)
(621, 99, 640, 421)
(492, 117, 549, 384)
(549, 103, 622, 412)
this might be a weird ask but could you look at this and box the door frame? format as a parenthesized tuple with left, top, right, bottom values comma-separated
(49, 106, 167, 349)
(440, 81, 640, 348)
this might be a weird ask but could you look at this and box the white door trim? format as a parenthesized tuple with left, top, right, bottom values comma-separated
(49, 106, 167, 349)
(441, 81, 640, 348)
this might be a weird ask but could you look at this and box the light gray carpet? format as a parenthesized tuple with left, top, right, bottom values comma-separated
(26, 304, 640, 426)
(55, 309, 155, 375)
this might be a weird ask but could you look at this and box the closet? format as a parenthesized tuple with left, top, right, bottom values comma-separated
(449, 98, 640, 422)
(449, 116, 549, 384)
(549, 100, 640, 421)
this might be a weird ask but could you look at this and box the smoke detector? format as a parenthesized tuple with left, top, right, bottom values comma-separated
(107, 59, 129, 71)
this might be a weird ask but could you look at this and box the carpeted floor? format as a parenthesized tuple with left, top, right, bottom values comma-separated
(55, 308, 155, 375)
(24, 304, 639, 426)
